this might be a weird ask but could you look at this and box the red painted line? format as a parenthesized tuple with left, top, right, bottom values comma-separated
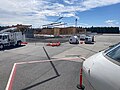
(5, 57, 82, 90)
(6, 63, 17, 90)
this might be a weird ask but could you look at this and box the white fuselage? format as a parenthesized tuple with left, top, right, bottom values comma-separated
(83, 51, 120, 90)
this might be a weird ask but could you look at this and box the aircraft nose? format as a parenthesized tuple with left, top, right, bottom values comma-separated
(83, 58, 94, 75)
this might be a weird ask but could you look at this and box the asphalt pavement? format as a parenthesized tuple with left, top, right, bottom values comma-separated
(0, 34, 120, 90)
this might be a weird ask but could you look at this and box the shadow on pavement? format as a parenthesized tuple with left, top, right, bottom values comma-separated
(0, 45, 26, 51)
(22, 75, 60, 90)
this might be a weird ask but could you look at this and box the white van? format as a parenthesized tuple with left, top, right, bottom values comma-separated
(84, 36, 93, 44)
(80, 34, 86, 40)
(69, 36, 79, 44)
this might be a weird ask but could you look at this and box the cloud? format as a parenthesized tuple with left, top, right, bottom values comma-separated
(82, 0, 120, 9)
(0, 0, 120, 27)
(105, 20, 115, 23)
(105, 19, 119, 26)
(64, 0, 81, 4)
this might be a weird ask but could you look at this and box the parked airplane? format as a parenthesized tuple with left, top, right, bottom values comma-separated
(83, 42, 120, 90)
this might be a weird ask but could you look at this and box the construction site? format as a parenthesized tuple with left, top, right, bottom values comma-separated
(0, 19, 119, 90)
(0, 15, 120, 89)
(0, 0, 120, 90)
(0, 31, 119, 90)
(0, 11, 120, 89)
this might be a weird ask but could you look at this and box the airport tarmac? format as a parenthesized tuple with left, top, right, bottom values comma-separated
(0, 34, 120, 90)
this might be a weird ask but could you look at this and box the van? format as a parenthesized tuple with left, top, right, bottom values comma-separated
(69, 36, 79, 44)
(84, 36, 93, 44)
(80, 34, 86, 40)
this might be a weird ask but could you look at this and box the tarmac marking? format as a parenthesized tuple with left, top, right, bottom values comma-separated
(5, 57, 82, 90)
(16, 57, 82, 65)
(5, 63, 17, 90)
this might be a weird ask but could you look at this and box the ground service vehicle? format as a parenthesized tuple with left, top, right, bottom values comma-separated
(80, 34, 86, 40)
(0, 28, 26, 49)
(69, 36, 79, 44)
(84, 36, 93, 44)
(83, 43, 120, 90)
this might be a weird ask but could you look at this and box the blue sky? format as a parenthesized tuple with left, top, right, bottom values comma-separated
(0, 0, 120, 28)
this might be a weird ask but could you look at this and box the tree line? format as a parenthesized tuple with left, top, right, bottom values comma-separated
(83, 26, 119, 34)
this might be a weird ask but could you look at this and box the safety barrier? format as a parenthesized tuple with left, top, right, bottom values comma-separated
(77, 68, 85, 90)
(80, 41, 84, 44)
(46, 42, 61, 47)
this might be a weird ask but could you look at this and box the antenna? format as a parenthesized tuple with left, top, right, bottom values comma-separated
(75, 18, 77, 27)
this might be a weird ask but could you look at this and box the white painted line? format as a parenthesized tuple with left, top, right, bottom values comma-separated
(61, 57, 80, 60)
(16, 59, 59, 65)
(16, 57, 81, 65)
(5, 63, 17, 90)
